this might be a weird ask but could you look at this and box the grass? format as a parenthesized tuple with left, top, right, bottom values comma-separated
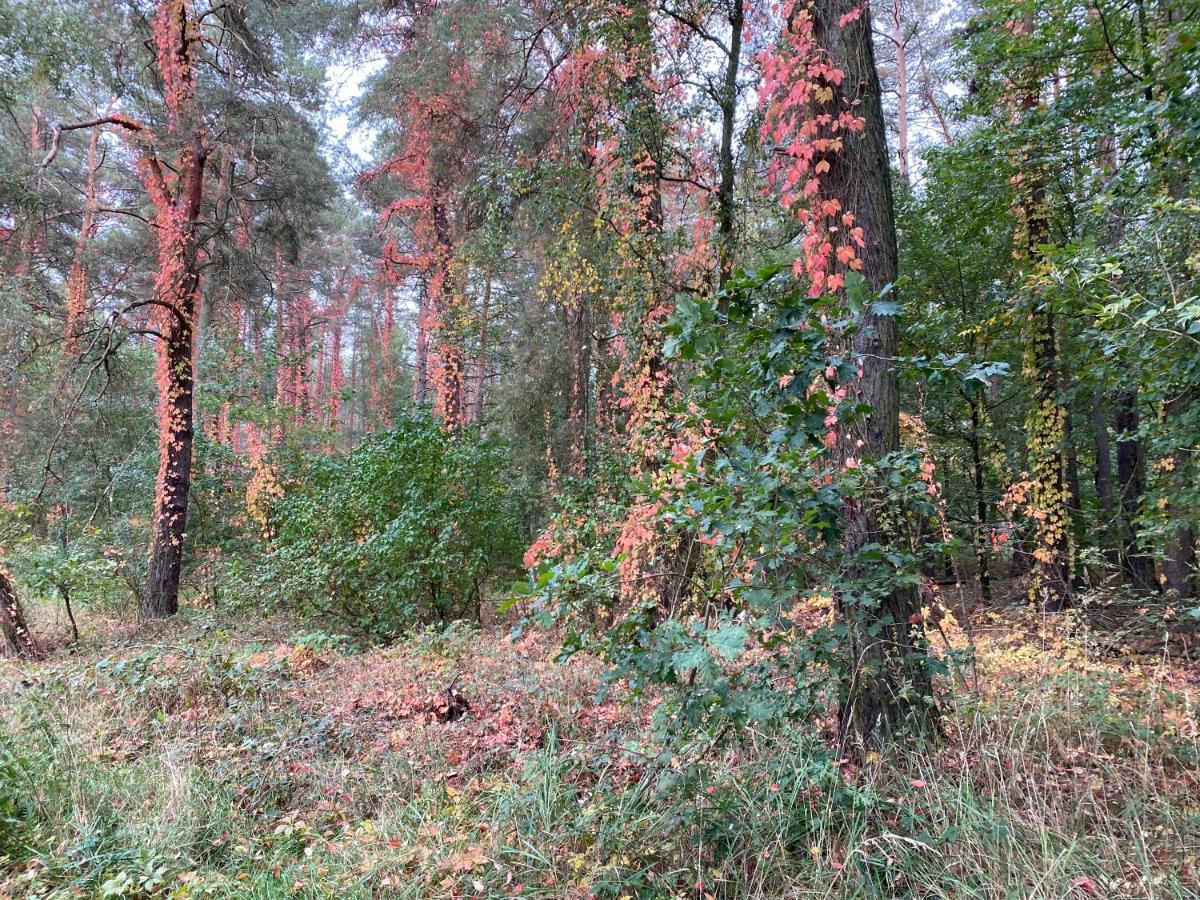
(1, 599, 1198, 898)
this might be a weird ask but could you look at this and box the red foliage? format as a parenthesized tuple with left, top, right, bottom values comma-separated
(64, 126, 103, 353)
(151, 0, 194, 128)
(758, 0, 866, 296)
(365, 5, 486, 430)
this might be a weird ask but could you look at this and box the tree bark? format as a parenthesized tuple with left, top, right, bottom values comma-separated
(1162, 389, 1196, 599)
(1013, 11, 1072, 610)
(611, 0, 698, 613)
(140, 0, 215, 616)
(1149, 5, 1194, 599)
(566, 291, 590, 473)
(715, 0, 744, 287)
(468, 275, 492, 425)
(1064, 400, 1086, 587)
(144, 137, 207, 619)
(969, 391, 992, 603)
(15, 106, 45, 279)
(430, 196, 465, 429)
(64, 125, 102, 353)
(1163, 518, 1197, 601)
(1090, 391, 1122, 570)
(1113, 390, 1155, 591)
(380, 280, 396, 422)
(810, 0, 937, 745)
(921, 72, 953, 145)
(0, 566, 39, 659)
(327, 275, 350, 433)
(890, 0, 910, 186)
(414, 283, 430, 407)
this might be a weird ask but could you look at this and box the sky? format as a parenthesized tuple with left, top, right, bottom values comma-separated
(324, 58, 385, 167)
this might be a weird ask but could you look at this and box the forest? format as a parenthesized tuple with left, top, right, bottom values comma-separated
(1, 0, 1198, 896)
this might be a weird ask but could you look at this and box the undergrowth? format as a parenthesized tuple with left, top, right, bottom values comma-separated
(1, 603, 1197, 899)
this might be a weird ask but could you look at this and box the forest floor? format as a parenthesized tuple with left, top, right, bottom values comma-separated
(2, 595, 1199, 899)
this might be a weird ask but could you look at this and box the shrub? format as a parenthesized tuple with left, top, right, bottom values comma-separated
(260, 416, 523, 637)
(522, 265, 953, 744)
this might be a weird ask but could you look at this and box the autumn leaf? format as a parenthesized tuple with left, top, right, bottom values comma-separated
(443, 845, 489, 873)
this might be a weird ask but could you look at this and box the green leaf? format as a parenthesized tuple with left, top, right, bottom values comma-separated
(672, 644, 710, 672)
(709, 624, 748, 660)
(844, 270, 869, 316)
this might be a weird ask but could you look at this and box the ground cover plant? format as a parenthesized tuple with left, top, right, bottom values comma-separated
(1, 600, 1197, 898)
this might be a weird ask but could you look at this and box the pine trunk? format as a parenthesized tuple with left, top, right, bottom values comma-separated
(145, 317, 195, 617)
(468, 276, 492, 425)
(143, 139, 207, 619)
(566, 296, 590, 473)
(812, 0, 937, 745)
(1162, 393, 1196, 599)
(414, 283, 430, 406)
(431, 196, 464, 429)
(64, 126, 101, 353)
(969, 392, 992, 603)
(891, 0, 910, 186)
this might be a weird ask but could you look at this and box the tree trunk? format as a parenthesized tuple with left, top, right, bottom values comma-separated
(58, 583, 80, 645)
(143, 138, 207, 619)
(890, 0, 910, 186)
(1162, 390, 1196, 599)
(611, 0, 697, 614)
(810, 0, 937, 745)
(0, 567, 39, 659)
(1115, 390, 1155, 591)
(1090, 391, 1120, 570)
(1163, 518, 1197, 600)
(349, 329, 360, 432)
(145, 284, 197, 618)
(1014, 11, 1072, 611)
(596, 306, 620, 432)
(1024, 298, 1073, 609)
(430, 196, 465, 429)
(64, 126, 102, 353)
(15, 106, 45, 279)
(328, 300, 345, 432)
(969, 391, 992, 603)
(1064, 401, 1086, 587)
(274, 250, 292, 418)
(380, 281, 396, 422)
(468, 275, 492, 425)
(295, 293, 312, 427)
(566, 292, 590, 473)
(715, 0, 744, 288)
(921, 71, 953, 145)
(414, 283, 430, 406)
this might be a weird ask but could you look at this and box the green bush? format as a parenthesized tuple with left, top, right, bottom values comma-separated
(260, 416, 523, 637)
(525, 265, 951, 743)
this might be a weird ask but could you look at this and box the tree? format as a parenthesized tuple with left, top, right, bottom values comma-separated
(660, 0, 747, 287)
(361, 0, 515, 431)
(46, 0, 209, 617)
(762, 0, 937, 744)
(1006, 10, 1074, 610)
(33, 0, 339, 617)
